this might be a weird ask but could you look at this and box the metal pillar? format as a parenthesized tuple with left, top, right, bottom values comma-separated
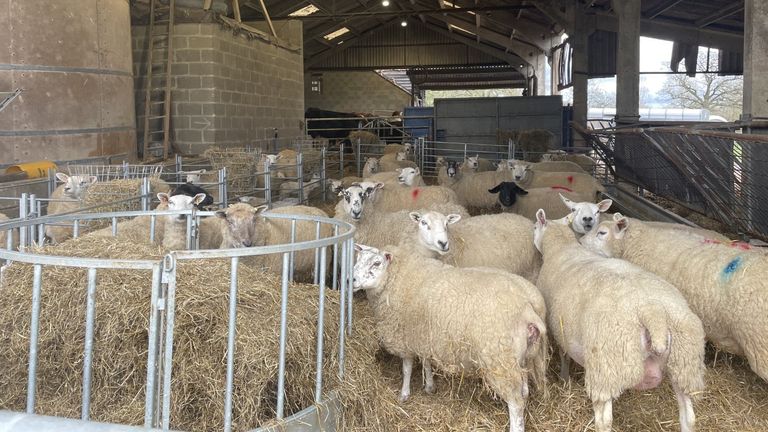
(614, 0, 641, 125)
(568, 4, 589, 147)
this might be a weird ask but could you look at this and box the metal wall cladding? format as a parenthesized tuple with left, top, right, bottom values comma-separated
(0, 0, 136, 165)
(588, 30, 617, 78)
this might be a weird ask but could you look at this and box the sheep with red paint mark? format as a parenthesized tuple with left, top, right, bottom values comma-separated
(364, 181, 461, 213)
(580, 215, 768, 384)
(535, 210, 705, 432)
(488, 182, 600, 221)
(510, 163, 604, 196)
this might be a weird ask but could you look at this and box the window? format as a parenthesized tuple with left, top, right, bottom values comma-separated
(311, 76, 322, 94)
(324, 27, 350, 40)
(288, 4, 319, 16)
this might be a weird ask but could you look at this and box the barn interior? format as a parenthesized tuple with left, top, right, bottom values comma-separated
(1, 0, 767, 431)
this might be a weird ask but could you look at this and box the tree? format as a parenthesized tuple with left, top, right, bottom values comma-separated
(660, 52, 743, 120)
(588, 80, 615, 108)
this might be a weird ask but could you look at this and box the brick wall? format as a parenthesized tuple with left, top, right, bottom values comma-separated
(304, 71, 410, 114)
(133, 21, 304, 154)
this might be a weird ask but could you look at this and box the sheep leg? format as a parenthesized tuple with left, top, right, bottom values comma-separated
(399, 357, 413, 402)
(422, 359, 435, 394)
(507, 399, 525, 432)
(673, 382, 695, 432)
(559, 352, 571, 381)
(592, 399, 613, 432)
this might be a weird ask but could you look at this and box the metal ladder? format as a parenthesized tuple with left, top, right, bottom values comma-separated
(141, 0, 175, 161)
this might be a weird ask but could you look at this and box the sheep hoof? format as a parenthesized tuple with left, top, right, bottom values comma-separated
(424, 383, 435, 394)
(398, 392, 410, 402)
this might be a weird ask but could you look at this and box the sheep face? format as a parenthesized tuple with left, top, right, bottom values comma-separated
(402, 143, 413, 155)
(560, 195, 613, 234)
(488, 182, 528, 208)
(496, 159, 515, 171)
(446, 161, 459, 178)
(364, 157, 379, 174)
(435, 156, 447, 167)
(183, 169, 207, 184)
(338, 185, 369, 220)
(463, 155, 479, 170)
(157, 192, 206, 223)
(56, 173, 97, 199)
(409, 211, 461, 255)
(397, 167, 420, 186)
(511, 162, 531, 181)
(329, 180, 344, 194)
(216, 203, 267, 248)
(261, 154, 279, 167)
(579, 217, 629, 258)
(396, 151, 407, 161)
(352, 244, 391, 291)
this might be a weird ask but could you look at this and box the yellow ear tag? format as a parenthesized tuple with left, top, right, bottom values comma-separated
(566, 213, 574, 224)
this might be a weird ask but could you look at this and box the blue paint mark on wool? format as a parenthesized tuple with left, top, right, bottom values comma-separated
(722, 257, 742, 281)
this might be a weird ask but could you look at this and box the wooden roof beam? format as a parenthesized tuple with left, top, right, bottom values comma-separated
(694, 1, 744, 28)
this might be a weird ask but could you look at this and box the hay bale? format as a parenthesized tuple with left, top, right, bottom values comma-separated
(80, 178, 169, 231)
(348, 130, 379, 145)
(0, 236, 345, 431)
(204, 147, 261, 199)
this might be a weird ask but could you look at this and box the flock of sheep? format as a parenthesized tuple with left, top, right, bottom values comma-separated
(1, 142, 767, 432)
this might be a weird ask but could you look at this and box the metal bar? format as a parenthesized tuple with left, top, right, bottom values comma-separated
(314, 247, 328, 403)
(297, 153, 304, 203)
(276, 252, 290, 419)
(289, 219, 296, 282)
(27, 194, 37, 245)
(256, 0, 277, 37)
(150, 215, 157, 243)
(223, 257, 239, 432)
(331, 227, 339, 291)
(356, 138, 362, 178)
(313, 221, 321, 285)
(112, 217, 118, 237)
(321, 147, 327, 203)
(81, 268, 98, 420)
(73, 219, 80, 239)
(144, 263, 163, 428)
(161, 255, 177, 430)
(26, 264, 43, 413)
(338, 240, 347, 377)
(347, 239, 353, 335)
(19, 194, 27, 249)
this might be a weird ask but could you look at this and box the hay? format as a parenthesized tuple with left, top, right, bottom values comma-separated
(204, 147, 261, 198)
(348, 130, 379, 145)
(81, 178, 170, 230)
(0, 236, 345, 431)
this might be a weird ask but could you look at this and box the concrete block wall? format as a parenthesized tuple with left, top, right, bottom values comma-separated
(304, 71, 411, 114)
(133, 21, 304, 155)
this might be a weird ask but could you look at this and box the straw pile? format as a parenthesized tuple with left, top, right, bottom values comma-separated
(0, 236, 346, 431)
(81, 178, 170, 230)
(204, 147, 261, 198)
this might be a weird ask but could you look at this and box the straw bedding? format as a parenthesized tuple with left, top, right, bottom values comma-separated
(204, 147, 260, 198)
(1, 236, 767, 431)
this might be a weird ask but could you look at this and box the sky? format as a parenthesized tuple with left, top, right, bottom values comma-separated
(592, 37, 675, 94)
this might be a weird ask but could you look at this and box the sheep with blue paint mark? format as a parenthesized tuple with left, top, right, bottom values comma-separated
(580, 216, 768, 383)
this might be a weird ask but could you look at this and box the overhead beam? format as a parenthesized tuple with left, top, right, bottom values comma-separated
(694, 1, 744, 28)
(475, 0, 481, 43)
(642, 0, 685, 19)
(530, 0, 567, 30)
(304, 16, 401, 69)
(271, 4, 535, 20)
(428, 14, 544, 58)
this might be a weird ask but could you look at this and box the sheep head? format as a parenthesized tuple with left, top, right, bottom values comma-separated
(56, 173, 97, 199)
(352, 244, 392, 291)
(579, 215, 629, 258)
(409, 211, 461, 255)
(560, 195, 613, 234)
(215, 203, 268, 248)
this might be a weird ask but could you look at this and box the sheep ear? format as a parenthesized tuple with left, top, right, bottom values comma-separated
(253, 205, 269, 214)
(612, 212, 624, 221)
(215, 210, 227, 219)
(414, 167, 420, 175)
(408, 212, 421, 223)
(516, 185, 529, 195)
(384, 252, 392, 262)
(56, 172, 70, 182)
(446, 214, 461, 224)
(488, 183, 502, 194)
(193, 193, 207, 205)
(200, 169, 207, 174)
(396, 168, 402, 173)
(374, 182, 384, 190)
(615, 217, 629, 238)
(355, 243, 373, 252)
(88, 176, 98, 184)
(157, 193, 169, 204)
(597, 199, 613, 213)
(560, 193, 576, 210)
(536, 209, 547, 225)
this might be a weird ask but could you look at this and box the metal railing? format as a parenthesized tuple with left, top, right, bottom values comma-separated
(0, 208, 356, 431)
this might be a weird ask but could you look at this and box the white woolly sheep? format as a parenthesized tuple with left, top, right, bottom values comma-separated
(460, 154, 495, 173)
(540, 152, 596, 172)
(509, 166, 604, 196)
(534, 210, 705, 432)
(496, 159, 516, 171)
(379, 151, 417, 172)
(488, 182, 598, 221)
(407, 210, 541, 283)
(367, 182, 460, 213)
(397, 167, 425, 186)
(83, 199, 170, 245)
(45, 173, 98, 244)
(561, 194, 613, 234)
(181, 169, 207, 184)
(608, 213, 730, 242)
(524, 160, 586, 173)
(157, 192, 206, 250)
(353, 244, 548, 432)
(273, 148, 299, 179)
(579, 216, 768, 383)
(446, 170, 516, 209)
(383, 143, 413, 156)
(362, 157, 380, 177)
(436, 159, 460, 187)
(365, 171, 400, 184)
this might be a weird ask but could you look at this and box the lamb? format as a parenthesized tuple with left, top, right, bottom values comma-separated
(157, 192, 207, 251)
(579, 215, 768, 383)
(460, 154, 495, 173)
(379, 151, 417, 172)
(45, 173, 98, 244)
(367, 182, 460, 213)
(510, 165, 604, 196)
(534, 210, 705, 432)
(213, 203, 331, 277)
(333, 184, 468, 249)
(362, 157, 380, 177)
(561, 194, 613, 234)
(171, 182, 215, 209)
(353, 244, 548, 432)
(488, 181, 605, 223)
(407, 210, 541, 283)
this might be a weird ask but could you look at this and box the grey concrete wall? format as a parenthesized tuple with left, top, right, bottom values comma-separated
(304, 71, 410, 114)
(0, 0, 136, 165)
(133, 21, 304, 154)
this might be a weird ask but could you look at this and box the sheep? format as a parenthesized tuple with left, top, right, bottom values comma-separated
(579, 215, 768, 383)
(523, 160, 586, 173)
(83, 202, 169, 245)
(460, 154, 495, 173)
(45, 173, 98, 244)
(256, 154, 280, 189)
(171, 183, 215, 209)
(436, 159, 460, 187)
(365, 170, 400, 184)
(534, 210, 705, 432)
(383, 143, 412, 156)
(353, 244, 548, 432)
(362, 157, 380, 178)
(213, 203, 331, 277)
(510, 165, 604, 196)
(333, 184, 468, 249)
(496, 159, 516, 171)
(407, 210, 541, 283)
(379, 151, 417, 172)
(561, 194, 613, 234)
(0, 212, 17, 250)
(607, 213, 730, 242)
(397, 167, 425, 186)
(181, 169, 207, 184)
(328, 176, 365, 194)
(446, 170, 516, 209)
(277, 172, 322, 201)
(541, 152, 596, 172)
(157, 192, 207, 250)
(274, 148, 298, 179)
(367, 182, 460, 213)
(488, 181, 605, 223)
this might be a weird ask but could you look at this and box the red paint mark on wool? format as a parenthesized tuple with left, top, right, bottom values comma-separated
(567, 175, 574, 184)
(550, 186, 573, 192)
(412, 188, 421, 200)
(701, 238, 752, 250)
